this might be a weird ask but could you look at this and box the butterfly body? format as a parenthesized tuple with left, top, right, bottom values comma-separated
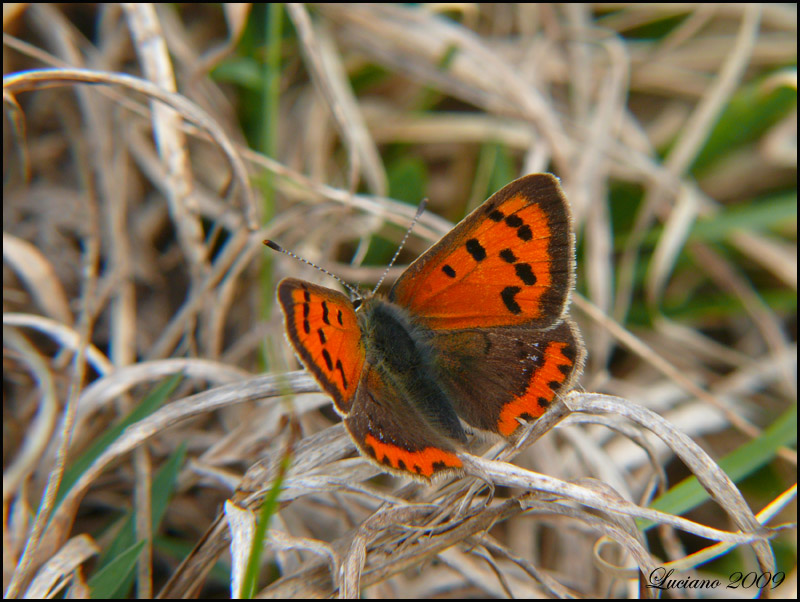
(358, 297, 469, 445)
(275, 174, 585, 479)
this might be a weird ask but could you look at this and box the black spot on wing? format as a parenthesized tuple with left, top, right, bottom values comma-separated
(336, 359, 348, 390)
(322, 349, 333, 372)
(501, 286, 522, 314)
(514, 263, 536, 286)
(322, 349, 333, 371)
(466, 239, 486, 262)
(500, 249, 516, 263)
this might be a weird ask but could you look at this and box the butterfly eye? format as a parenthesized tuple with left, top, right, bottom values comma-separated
(352, 298, 363, 310)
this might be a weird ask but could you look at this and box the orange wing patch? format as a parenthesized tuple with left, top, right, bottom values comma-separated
(390, 174, 573, 330)
(363, 434, 462, 477)
(496, 338, 576, 436)
(277, 278, 365, 414)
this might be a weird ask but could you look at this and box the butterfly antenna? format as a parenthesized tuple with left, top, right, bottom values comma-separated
(264, 240, 362, 300)
(372, 198, 428, 295)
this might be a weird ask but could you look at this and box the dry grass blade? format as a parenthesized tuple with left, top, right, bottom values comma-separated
(286, 2, 387, 196)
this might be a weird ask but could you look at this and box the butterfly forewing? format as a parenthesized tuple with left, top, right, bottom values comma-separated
(277, 278, 365, 414)
(390, 174, 574, 331)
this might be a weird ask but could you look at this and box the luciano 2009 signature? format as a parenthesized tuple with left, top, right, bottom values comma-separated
(647, 567, 785, 592)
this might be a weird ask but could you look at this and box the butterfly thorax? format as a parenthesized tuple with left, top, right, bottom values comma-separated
(357, 296, 467, 443)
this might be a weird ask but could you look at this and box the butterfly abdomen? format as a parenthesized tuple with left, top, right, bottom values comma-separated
(360, 298, 467, 443)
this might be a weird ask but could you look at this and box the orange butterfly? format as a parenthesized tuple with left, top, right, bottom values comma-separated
(271, 174, 585, 479)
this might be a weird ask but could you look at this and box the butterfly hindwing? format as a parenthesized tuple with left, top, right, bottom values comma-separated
(430, 319, 585, 436)
(277, 278, 365, 414)
(390, 174, 574, 331)
(345, 363, 463, 478)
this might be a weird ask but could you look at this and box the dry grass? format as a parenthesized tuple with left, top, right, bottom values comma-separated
(3, 3, 796, 598)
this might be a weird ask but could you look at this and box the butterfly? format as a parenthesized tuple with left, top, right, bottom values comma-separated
(271, 174, 585, 479)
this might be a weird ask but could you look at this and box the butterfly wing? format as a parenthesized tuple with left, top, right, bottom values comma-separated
(431, 319, 585, 436)
(390, 173, 584, 437)
(276, 278, 365, 414)
(345, 363, 463, 479)
(390, 174, 574, 331)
